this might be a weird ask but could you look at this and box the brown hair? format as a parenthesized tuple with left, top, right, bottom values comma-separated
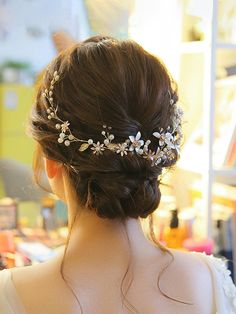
(30, 35, 178, 220)
(29, 36, 189, 311)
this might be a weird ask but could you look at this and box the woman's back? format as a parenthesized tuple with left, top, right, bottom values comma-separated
(2, 247, 214, 314)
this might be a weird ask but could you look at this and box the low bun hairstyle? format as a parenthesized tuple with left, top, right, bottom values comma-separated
(30, 35, 179, 220)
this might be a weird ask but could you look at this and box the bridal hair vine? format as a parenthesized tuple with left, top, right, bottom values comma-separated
(43, 71, 183, 167)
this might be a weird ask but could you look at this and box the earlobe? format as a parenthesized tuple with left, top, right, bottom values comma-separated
(45, 158, 61, 179)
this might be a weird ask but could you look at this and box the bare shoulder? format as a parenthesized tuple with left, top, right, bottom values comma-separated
(169, 249, 212, 280)
(10, 257, 73, 314)
(11, 257, 58, 285)
(11, 259, 57, 299)
(161, 249, 215, 313)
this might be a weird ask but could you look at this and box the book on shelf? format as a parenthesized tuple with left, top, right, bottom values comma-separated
(226, 138, 236, 167)
(216, 84, 236, 167)
(213, 214, 234, 281)
(214, 93, 236, 167)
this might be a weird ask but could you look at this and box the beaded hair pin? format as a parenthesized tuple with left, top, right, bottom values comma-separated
(43, 71, 183, 167)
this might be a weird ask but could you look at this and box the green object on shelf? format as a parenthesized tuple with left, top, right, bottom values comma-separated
(55, 200, 68, 227)
(1, 60, 31, 70)
(18, 201, 41, 227)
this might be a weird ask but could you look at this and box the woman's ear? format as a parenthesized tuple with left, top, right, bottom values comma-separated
(44, 158, 62, 179)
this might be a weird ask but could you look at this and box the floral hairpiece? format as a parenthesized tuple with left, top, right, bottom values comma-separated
(43, 71, 183, 167)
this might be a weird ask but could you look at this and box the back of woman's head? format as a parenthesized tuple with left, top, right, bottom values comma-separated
(29, 35, 182, 220)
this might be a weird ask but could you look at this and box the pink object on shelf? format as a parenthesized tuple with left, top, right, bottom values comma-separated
(183, 238, 214, 255)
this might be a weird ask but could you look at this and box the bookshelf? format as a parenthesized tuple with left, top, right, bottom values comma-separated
(129, 0, 236, 274)
(176, 0, 236, 239)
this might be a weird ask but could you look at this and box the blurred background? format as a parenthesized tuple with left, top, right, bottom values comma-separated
(0, 0, 236, 282)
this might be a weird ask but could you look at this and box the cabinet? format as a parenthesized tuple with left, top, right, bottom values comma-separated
(174, 0, 236, 241)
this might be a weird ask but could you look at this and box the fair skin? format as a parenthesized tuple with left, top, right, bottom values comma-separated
(11, 158, 215, 314)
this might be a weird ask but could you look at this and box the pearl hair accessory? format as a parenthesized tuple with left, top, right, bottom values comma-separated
(43, 71, 184, 167)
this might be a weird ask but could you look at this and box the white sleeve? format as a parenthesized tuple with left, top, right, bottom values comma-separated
(203, 254, 236, 314)
(0, 269, 15, 314)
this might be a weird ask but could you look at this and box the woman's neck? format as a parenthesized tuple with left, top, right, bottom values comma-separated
(60, 209, 160, 288)
(59, 175, 161, 284)
(67, 209, 155, 263)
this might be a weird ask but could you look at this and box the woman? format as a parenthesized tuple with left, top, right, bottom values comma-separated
(0, 36, 235, 314)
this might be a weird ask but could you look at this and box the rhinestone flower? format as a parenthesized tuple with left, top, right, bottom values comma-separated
(91, 142, 105, 155)
(144, 148, 164, 166)
(144, 150, 156, 161)
(61, 121, 70, 133)
(153, 131, 175, 149)
(129, 132, 144, 152)
(116, 143, 128, 156)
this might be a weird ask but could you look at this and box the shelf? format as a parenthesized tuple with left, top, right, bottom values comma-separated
(178, 164, 236, 185)
(179, 41, 207, 54)
(179, 42, 236, 54)
(214, 168, 236, 176)
(215, 75, 236, 88)
(216, 43, 236, 50)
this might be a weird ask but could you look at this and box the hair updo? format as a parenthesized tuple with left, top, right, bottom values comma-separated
(30, 35, 179, 220)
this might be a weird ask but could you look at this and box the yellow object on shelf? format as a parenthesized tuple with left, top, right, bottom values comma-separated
(163, 227, 184, 249)
(0, 84, 35, 165)
(162, 209, 185, 249)
(0, 177, 5, 198)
